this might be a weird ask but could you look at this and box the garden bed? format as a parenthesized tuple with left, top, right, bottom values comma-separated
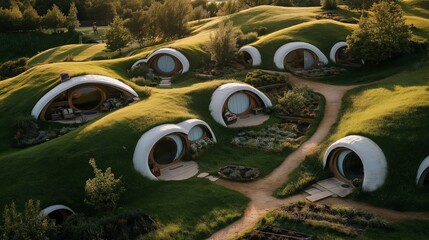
(218, 165, 260, 182)
(239, 225, 313, 240)
(231, 122, 308, 152)
(279, 202, 389, 236)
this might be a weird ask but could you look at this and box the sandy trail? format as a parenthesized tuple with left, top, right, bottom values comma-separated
(207, 75, 429, 240)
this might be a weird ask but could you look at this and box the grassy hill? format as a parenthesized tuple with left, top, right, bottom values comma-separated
(283, 60, 429, 211)
(0, 58, 291, 238)
(0, 2, 429, 238)
(27, 44, 109, 66)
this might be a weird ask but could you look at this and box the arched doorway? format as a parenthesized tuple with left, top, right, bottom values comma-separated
(284, 49, 318, 70)
(151, 134, 186, 166)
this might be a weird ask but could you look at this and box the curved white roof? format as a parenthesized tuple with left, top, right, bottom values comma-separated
(131, 48, 190, 73)
(329, 41, 347, 63)
(133, 119, 216, 180)
(273, 42, 329, 70)
(209, 83, 272, 127)
(238, 46, 262, 66)
(177, 119, 217, 143)
(31, 75, 139, 119)
(41, 204, 75, 216)
(416, 156, 429, 185)
(323, 135, 388, 192)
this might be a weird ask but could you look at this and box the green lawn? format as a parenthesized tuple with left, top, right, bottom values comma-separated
(243, 206, 429, 240)
(0, 58, 309, 238)
(277, 60, 429, 211)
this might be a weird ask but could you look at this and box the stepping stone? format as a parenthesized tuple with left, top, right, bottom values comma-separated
(306, 191, 333, 202)
(329, 185, 354, 198)
(318, 178, 341, 190)
(197, 172, 209, 178)
(304, 187, 322, 195)
(206, 176, 219, 182)
(312, 184, 328, 192)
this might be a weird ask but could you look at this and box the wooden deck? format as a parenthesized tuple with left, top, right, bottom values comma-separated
(229, 114, 270, 128)
(157, 161, 199, 181)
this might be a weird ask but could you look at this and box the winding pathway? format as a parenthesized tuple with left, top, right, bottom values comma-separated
(208, 75, 429, 240)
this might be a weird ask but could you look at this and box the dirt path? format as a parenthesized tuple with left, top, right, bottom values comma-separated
(207, 75, 429, 240)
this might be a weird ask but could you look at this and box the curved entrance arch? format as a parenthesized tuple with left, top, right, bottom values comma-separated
(274, 42, 328, 70)
(417, 156, 429, 186)
(323, 135, 387, 192)
(238, 46, 262, 67)
(41, 205, 75, 225)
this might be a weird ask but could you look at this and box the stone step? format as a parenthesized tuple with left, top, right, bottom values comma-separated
(312, 183, 328, 192)
(304, 187, 322, 195)
(306, 191, 333, 202)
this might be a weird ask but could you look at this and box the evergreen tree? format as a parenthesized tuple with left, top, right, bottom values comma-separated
(22, 5, 41, 31)
(66, 2, 80, 32)
(346, 1, 411, 64)
(105, 16, 132, 52)
(42, 4, 66, 31)
(321, 0, 337, 10)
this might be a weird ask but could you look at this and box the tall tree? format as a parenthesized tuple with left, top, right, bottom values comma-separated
(66, 2, 79, 32)
(346, 1, 411, 64)
(155, 0, 193, 38)
(343, 0, 395, 10)
(22, 5, 41, 31)
(105, 16, 132, 52)
(125, 10, 157, 47)
(42, 4, 66, 31)
(0, 5, 23, 31)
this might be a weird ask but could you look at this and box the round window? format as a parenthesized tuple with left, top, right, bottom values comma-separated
(71, 87, 102, 111)
(156, 55, 176, 73)
(188, 126, 204, 141)
(228, 93, 250, 114)
(337, 150, 364, 180)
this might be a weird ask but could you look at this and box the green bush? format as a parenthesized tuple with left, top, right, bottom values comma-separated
(61, 211, 158, 240)
(84, 158, 125, 211)
(132, 77, 158, 87)
(243, 70, 290, 87)
(253, 26, 268, 36)
(207, 21, 237, 66)
(236, 31, 258, 47)
(276, 172, 317, 197)
(1, 199, 58, 240)
(321, 0, 337, 10)
(0, 57, 29, 80)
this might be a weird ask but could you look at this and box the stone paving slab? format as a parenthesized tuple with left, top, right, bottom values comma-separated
(206, 176, 219, 182)
(329, 185, 354, 198)
(312, 184, 328, 192)
(304, 187, 322, 195)
(318, 178, 343, 190)
(197, 172, 209, 178)
(306, 191, 333, 202)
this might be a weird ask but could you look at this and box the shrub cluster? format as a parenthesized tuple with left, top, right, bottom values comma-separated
(276, 85, 320, 116)
(236, 31, 258, 48)
(218, 165, 260, 182)
(84, 158, 125, 211)
(61, 212, 158, 240)
(243, 70, 290, 87)
(1, 199, 58, 240)
(231, 123, 303, 152)
(0, 57, 28, 80)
